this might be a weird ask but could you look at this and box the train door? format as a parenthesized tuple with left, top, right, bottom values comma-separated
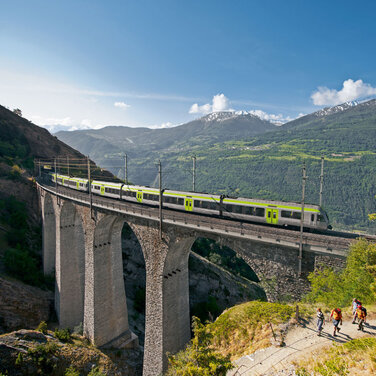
(266, 208, 279, 225)
(76, 181, 79, 189)
(100, 186, 105, 195)
(184, 197, 193, 211)
(310, 213, 316, 226)
(137, 191, 143, 203)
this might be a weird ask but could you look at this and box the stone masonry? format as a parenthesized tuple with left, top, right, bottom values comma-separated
(38, 186, 348, 376)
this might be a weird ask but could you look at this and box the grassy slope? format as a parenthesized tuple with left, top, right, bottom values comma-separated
(296, 336, 376, 375)
(205, 301, 312, 360)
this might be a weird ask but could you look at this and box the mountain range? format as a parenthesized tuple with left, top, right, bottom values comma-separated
(55, 100, 376, 230)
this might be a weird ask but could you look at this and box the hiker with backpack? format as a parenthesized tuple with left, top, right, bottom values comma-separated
(352, 298, 362, 324)
(316, 308, 325, 336)
(330, 308, 342, 336)
(356, 305, 367, 331)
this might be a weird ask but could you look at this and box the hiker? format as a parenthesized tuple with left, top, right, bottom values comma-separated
(352, 298, 362, 324)
(316, 308, 325, 336)
(330, 308, 342, 336)
(356, 305, 367, 331)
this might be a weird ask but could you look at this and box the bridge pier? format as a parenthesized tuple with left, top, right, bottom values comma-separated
(41, 193, 56, 275)
(130, 222, 195, 376)
(55, 201, 85, 328)
(81, 209, 137, 348)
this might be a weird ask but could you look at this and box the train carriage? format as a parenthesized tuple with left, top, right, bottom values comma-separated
(50, 174, 331, 230)
(91, 180, 123, 199)
(52, 174, 89, 192)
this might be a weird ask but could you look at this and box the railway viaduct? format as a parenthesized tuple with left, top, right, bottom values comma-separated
(37, 182, 352, 376)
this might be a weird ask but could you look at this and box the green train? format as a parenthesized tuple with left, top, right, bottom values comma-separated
(51, 173, 331, 230)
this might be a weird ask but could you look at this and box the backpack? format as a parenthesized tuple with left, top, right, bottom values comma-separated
(333, 308, 342, 320)
(361, 307, 367, 316)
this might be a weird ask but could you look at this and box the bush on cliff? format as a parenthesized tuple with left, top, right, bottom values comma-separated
(167, 301, 307, 373)
(304, 238, 376, 307)
(167, 316, 233, 376)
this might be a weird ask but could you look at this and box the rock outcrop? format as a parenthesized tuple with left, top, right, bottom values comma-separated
(0, 277, 53, 334)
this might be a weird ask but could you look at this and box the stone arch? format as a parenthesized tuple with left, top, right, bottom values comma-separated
(56, 201, 85, 328)
(224, 239, 308, 302)
(84, 215, 135, 347)
(43, 193, 56, 275)
(189, 236, 266, 321)
(121, 221, 146, 345)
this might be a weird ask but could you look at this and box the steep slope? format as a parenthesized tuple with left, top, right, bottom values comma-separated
(0, 105, 112, 333)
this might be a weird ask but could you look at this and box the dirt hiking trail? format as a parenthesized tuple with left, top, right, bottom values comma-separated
(228, 316, 376, 375)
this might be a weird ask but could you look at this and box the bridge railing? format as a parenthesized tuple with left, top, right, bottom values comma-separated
(38, 182, 352, 255)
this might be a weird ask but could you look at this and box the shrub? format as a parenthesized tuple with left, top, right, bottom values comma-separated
(36, 321, 48, 334)
(15, 353, 23, 366)
(3, 247, 43, 286)
(27, 342, 58, 374)
(54, 328, 71, 342)
(167, 317, 233, 376)
(65, 366, 80, 376)
(9, 164, 22, 180)
(304, 238, 376, 307)
(88, 367, 106, 376)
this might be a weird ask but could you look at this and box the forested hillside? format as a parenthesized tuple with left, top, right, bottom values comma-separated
(56, 99, 376, 231)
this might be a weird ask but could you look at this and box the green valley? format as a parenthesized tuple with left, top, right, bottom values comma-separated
(56, 100, 376, 231)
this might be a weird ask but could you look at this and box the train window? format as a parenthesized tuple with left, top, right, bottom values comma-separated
(234, 205, 243, 214)
(194, 200, 201, 208)
(145, 194, 150, 200)
(177, 198, 184, 205)
(164, 196, 177, 204)
(152, 194, 159, 201)
(201, 201, 208, 209)
(281, 210, 292, 218)
(267, 211, 271, 218)
(225, 204, 233, 212)
(244, 206, 254, 215)
(209, 202, 218, 210)
(318, 214, 325, 222)
(255, 208, 265, 217)
(292, 212, 301, 220)
(311, 214, 315, 222)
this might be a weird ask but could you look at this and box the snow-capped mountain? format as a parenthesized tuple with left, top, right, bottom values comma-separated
(201, 111, 260, 123)
(314, 101, 359, 117)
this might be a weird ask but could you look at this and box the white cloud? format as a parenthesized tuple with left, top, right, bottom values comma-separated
(248, 109, 293, 125)
(189, 93, 231, 115)
(114, 101, 130, 109)
(148, 121, 177, 129)
(311, 79, 376, 106)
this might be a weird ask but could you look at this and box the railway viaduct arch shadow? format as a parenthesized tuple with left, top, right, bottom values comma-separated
(56, 200, 85, 329)
(42, 193, 56, 275)
(189, 237, 267, 322)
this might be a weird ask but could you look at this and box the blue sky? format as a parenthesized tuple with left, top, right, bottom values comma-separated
(1, 0, 376, 131)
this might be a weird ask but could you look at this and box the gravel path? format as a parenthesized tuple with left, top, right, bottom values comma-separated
(228, 317, 376, 376)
